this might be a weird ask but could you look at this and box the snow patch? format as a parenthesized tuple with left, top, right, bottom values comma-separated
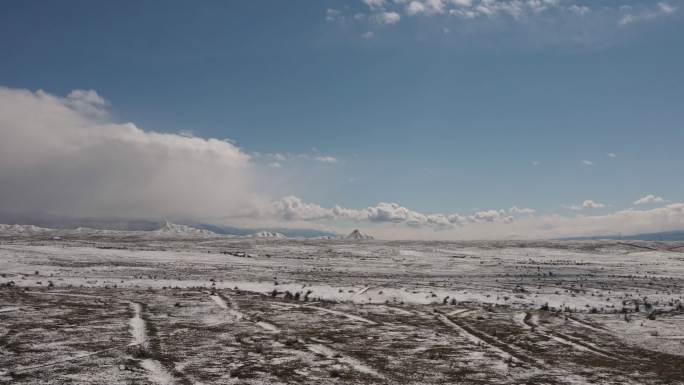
(246, 231, 287, 239)
(141, 358, 176, 385)
(129, 302, 148, 349)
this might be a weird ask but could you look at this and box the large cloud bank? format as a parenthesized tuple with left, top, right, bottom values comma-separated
(0, 87, 257, 221)
(265, 196, 530, 228)
(265, 196, 684, 240)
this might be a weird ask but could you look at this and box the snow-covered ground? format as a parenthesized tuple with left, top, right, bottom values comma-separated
(1, 229, 683, 384)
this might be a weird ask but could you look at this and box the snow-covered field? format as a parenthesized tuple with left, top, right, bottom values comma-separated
(1, 228, 684, 384)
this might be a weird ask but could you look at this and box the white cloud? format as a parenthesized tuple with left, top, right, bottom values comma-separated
(619, 2, 677, 25)
(527, 0, 561, 14)
(659, 1, 677, 13)
(407, 0, 447, 16)
(266, 196, 684, 240)
(469, 209, 514, 223)
(347, 0, 677, 38)
(531, 160, 540, 166)
(362, 31, 376, 39)
(345, 202, 434, 226)
(449, 8, 479, 18)
(407, 1, 427, 15)
(315, 156, 338, 163)
(268, 196, 334, 221)
(255, 152, 339, 166)
(0, 87, 258, 222)
(264, 196, 517, 229)
(581, 200, 605, 209)
(633, 194, 664, 205)
(567, 4, 590, 16)
(63, 89, 109, 118)
(450, 0, 560, 19)
(375, 11, 402, 24)
(509, 206, 535, 215)
(425, 0, 447, 14)
(366, 202, 433, 225)
(566, 200, 606, 211)
(581, 160, 594, 166)
(325, 8, 343, 23)
(363, 0, 387, 9)
(538, 203, 684, 240)
(607, 152, 616, 158)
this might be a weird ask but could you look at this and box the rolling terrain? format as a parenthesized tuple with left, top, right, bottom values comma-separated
(1, 228, 684, 384)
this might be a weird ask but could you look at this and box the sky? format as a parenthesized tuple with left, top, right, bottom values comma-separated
(1, 0, 683, 239)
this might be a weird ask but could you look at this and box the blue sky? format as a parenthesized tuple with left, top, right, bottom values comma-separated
(1, 1, 683, 238)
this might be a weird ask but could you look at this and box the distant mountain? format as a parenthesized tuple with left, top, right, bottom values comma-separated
(246, 231, 287, 239)
(0, 213, 337, 239)
(193, 223, 336, 238)
(154, 222, 217, 236)
(0, 224, 51, 234)
(346, 229, 374, 240)
(311, 235, 340, 240)
(560, 230, 684, 241)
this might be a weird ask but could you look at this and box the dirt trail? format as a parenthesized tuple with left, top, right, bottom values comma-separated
(209, 294, 228, 309)
(260, 299, 378, 325)
(378, 305, 413, 315)
(128, 302, 176, 385)
(210, 292, 279, 332)
(566, 315, 605, 332)
(514, 312, 533, 330)
(447, 308, 474, 317)
(9, 345, 129, 374)
(437, 313, 545, 368)
(141, 359, 177, 385)
(355, 286, 371, 296)
(256, 321, 280, 333)
(210, 293, 245, 321)
(527, 313, 616, 360)
(129, 302, 149, 350)
(303, 304, 377, 325)
(307, 343, 385, 379)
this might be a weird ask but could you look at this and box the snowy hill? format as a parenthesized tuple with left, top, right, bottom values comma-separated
(311, 235, 340, 240)
(0, 224, 51, 235)
(247, 231, 287, 239)
(154, 222, 217, 236)
(346, 229, 374, 240)
(62, 227, 115, 236)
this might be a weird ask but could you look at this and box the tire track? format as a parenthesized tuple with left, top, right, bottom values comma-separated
(437, 313, 545, 368)
(254, 298, 378, 325)
(209, 293, 382, 379)
(209, 292, 279, 332)
(447, 308, 474, 317)
(9, 345, 130, 374)
(302, 304, 377, 325)
(128, 302, 177, 385)
(526, 313, 617, 360)
(307, 343, 385, 380)
(566, 315, 605, 332)
(210, 293, 244, 321)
